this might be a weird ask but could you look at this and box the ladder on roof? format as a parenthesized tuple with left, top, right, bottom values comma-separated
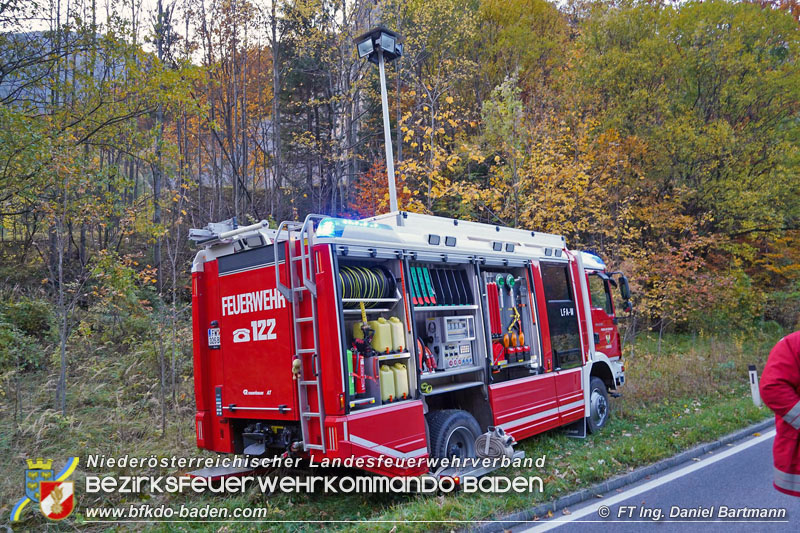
(275, 214, 327, 453)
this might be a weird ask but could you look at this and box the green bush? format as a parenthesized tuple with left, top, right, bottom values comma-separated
(764, 284, 800, 330)
(2, 296, 55, 341)
(0, 320, 42, 371)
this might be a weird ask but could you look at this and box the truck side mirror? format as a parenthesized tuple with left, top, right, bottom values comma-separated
(622, 300, 632, 313)
(618, 275, 631, 301)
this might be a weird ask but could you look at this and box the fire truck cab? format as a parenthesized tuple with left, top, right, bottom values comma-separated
(190, 212, 630, 476)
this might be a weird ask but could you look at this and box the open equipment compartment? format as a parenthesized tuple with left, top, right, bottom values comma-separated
(411, 261, 488, 397)
(481, 264, 542, 382)
(337, 256, 417, 410)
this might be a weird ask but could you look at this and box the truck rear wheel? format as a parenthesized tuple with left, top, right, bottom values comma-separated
(427, 409, 481, 459)
(587, 376, 610, 434)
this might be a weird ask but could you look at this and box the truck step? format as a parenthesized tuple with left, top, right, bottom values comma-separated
(304, 444, 324, 451)
(299, 380, 319, 386)
(296, 317, 314, 323)
(302, 412, 321, 418)
(296, 348, 316, 354)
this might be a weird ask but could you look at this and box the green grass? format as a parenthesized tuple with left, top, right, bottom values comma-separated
(0, 328, 781, 531)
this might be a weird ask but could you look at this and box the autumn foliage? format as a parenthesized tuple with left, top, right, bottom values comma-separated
(1, 0, 799, 341)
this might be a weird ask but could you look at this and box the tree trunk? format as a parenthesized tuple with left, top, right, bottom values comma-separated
(153, 0, 166, 293)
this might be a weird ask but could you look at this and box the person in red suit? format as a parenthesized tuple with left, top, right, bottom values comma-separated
(760, 331, 800, 496)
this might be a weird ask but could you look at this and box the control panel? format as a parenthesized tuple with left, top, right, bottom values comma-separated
(426, 316, 476, 370)
(426, 315, 475, 344)
(438, 341, 474, 369)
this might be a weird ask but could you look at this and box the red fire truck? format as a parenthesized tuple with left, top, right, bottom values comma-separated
(189, 212, 630, 477)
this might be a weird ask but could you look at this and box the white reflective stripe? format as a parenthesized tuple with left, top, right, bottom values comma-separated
(348, 435, 427, 459)
(500, 399, 586, 432)
(558, 400, 585, 413)
(774, 467, 800, 492)
(782, 399, 800, 430)
(500, 407, 560, 431)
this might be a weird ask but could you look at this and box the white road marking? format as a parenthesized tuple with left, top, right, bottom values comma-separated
(521, 429, 777, 532)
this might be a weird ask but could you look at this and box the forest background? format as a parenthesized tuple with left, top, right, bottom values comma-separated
(1, 0, 800, 527)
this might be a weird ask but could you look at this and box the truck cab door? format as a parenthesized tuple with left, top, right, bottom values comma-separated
(586, 271, 621, 360)
(539, 261, 585, 424)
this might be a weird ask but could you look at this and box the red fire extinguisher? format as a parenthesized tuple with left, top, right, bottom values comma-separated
(353, 351, 366, 394)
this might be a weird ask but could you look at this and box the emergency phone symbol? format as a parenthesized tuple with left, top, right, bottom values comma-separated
(233, 328, 251, 343)
(232, 319, 277, 343)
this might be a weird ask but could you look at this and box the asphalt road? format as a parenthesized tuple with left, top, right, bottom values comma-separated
(515, 429, 800, 532)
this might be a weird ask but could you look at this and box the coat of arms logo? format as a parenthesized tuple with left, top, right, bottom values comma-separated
(24, 458, 53, 502)
(11, 457, 79, 522)
(39, 480, 75, 520)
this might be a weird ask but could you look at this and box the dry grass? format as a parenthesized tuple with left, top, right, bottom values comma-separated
(618, 328, 780, 416)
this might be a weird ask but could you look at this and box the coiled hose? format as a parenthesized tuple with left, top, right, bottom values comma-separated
(475, 426, 515, 459)
(339, 265, 395, 308)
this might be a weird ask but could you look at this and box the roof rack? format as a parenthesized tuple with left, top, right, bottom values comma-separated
(189, 218, 275, 247)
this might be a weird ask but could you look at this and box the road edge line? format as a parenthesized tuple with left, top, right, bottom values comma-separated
(469, 416, 776, 533)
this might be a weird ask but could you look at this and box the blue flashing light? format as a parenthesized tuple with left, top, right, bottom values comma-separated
(316, 217, 392, 238)
(580, 251, 606, 270)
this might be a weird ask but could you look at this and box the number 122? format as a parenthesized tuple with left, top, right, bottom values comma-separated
(251, 319, 276, 341)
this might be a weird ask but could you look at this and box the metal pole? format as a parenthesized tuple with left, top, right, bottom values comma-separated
(378, 48, 398, 212)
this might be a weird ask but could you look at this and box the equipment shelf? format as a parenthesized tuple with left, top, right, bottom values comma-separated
(343, 307, 393, 315)
(421, 365, 482, 379)
(412, 304, 478, 312)
(342, 297, 401, 304)
(349, 397, 376, 408)
(493, 360, 535, 370)
(375, 352, 411, 362)
(342, 289, 404, 314)
(420, 380, 483, 396)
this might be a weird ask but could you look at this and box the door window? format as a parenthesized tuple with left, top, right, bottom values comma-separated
(588, 274, 613, 315)
(541, 263, 582, 370)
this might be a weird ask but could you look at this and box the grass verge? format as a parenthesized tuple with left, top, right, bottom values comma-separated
(0, 328, 782, 531)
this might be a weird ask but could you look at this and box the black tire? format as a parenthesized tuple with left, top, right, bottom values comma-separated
(426, 409, 482, 459)
(587, 376, 610, 434)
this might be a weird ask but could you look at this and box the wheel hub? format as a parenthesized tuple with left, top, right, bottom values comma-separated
(444, 427, 475, 459)
(591, 388, 608, 425)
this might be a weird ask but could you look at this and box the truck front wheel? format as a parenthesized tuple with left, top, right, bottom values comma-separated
(587, 376, 610, 433)
(427, 409, 481, 459)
